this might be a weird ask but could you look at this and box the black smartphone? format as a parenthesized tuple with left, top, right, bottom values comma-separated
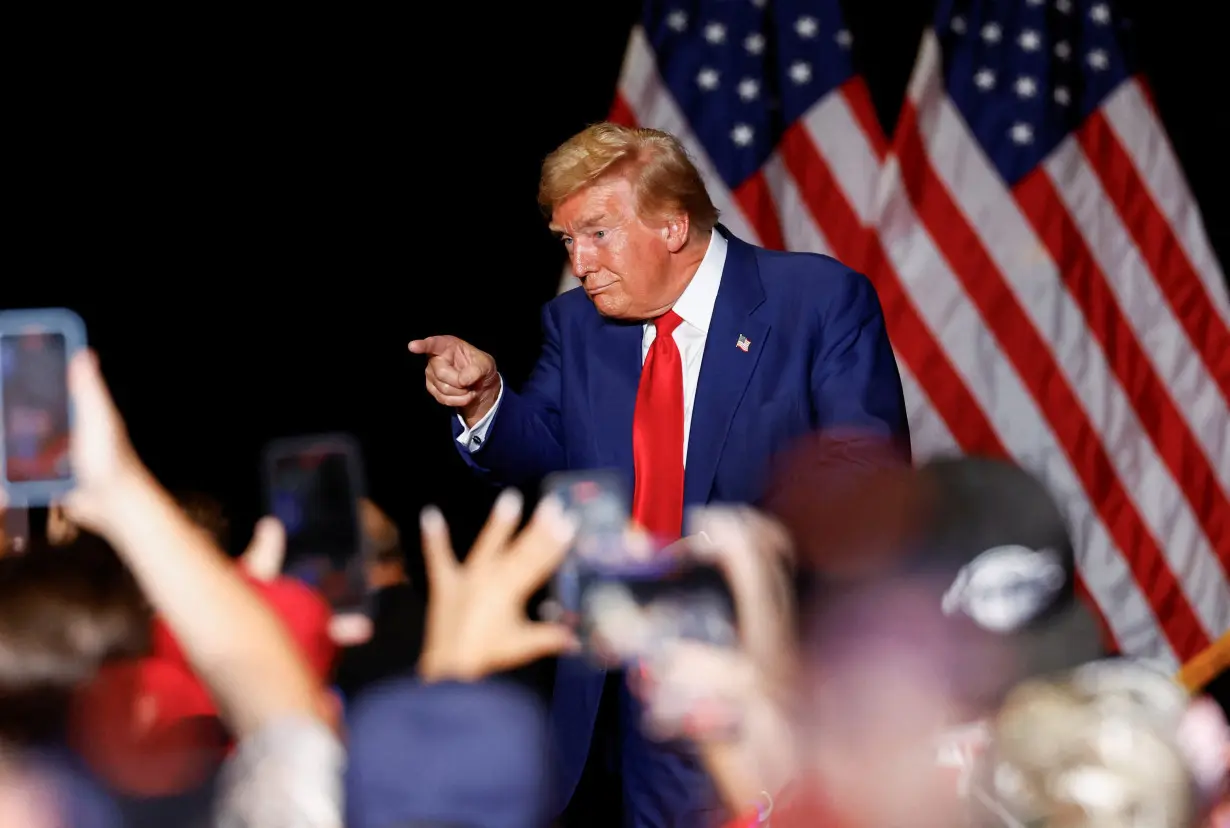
(0, 309, 86, 507)
(543, 470, 737, 666)
(262, 433, 368, 617)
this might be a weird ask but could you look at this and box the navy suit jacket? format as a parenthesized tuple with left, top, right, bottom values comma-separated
(451, 228, 910, 813)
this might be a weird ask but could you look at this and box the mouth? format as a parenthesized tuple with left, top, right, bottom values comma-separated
(586, 283, 615, 296)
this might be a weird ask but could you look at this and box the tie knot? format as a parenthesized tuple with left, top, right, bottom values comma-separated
(655, 310, 684, 337)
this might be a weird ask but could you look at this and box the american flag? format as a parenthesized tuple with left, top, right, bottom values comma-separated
(557, 0, 1230, 672)
(875, 0, 1230, 670)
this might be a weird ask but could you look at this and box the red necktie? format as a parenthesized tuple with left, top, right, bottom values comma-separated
(631, 310, 685, 541)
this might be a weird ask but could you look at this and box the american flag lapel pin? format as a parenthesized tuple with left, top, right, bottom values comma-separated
(736, 334, 751, 352)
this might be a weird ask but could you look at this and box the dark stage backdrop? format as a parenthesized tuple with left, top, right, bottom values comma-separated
(8, 2, 1227, 591)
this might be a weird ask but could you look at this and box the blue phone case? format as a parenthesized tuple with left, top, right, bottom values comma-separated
(0, 308, 87, 507)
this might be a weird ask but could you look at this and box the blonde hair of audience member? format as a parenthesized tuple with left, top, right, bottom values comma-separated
(539, 123, 720, 320)
(983, 669, 1196, 827)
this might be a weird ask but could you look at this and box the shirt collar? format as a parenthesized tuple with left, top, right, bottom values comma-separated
(668, 231, 727, 334)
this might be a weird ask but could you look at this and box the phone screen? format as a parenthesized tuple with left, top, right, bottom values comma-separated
(267, 443, 365, 613)
(0, 332, 72, 485)
(544, 470, 737, 666)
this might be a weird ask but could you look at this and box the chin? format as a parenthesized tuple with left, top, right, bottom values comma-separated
(590, 293, 628, 319)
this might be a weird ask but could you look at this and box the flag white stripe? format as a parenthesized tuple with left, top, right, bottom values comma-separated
(876, 145, 1172, 665)
(895, 357, 962, 460)
(1043, 137, 1230, 492)
(761, 151, 834, 255)
(903, 37, 1229, 641)
(1100, 82, 1230, 325)
(801, 91, 881, 225)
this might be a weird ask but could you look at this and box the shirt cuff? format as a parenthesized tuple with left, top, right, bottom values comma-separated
(455, 375, 504, 453)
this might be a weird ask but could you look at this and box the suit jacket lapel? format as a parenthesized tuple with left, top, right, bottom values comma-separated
(684, 231, 770, 505)
(586, 318, 642, 480)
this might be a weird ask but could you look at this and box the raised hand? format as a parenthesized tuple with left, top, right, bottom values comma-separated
(417, 489, 578, 682)
(408, 335, 500, 427)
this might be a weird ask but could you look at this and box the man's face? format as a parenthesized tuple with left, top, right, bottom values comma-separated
(551, 176, 676, 320)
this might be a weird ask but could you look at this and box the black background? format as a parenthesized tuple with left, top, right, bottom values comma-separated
(7, 1, 1226, 601)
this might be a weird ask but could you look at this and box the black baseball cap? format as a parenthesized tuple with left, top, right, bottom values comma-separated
(799, 454, 1108, 715)
(914, 455, 1109, 708)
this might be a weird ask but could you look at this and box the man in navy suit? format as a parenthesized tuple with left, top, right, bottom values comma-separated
(410, 123, 909, 827)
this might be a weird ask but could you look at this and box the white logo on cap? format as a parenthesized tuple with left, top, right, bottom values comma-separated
(941, 545, 1065, 633)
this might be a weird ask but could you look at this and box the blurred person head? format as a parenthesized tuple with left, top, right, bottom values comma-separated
(360, 498, 406, 591)
(913, 455, 1108, 715)
(781, 451, 1107, 722)
(778, 452, 1109, 823)
(540, 122, 719, 320)
(346, 678, 550, 828)
(173, 491, 230, 552)
(765, 429, 920, 581)
(0, 533, 151, 746)
(969, 659, 1198, 827)
(800, 580, 995, 828)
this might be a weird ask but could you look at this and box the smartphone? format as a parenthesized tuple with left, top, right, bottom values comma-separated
(0, 309, 86, 507)
(262, 433, 368, 617)
(543, 470, 737, 666)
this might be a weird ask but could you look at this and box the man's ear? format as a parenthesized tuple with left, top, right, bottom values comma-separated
(663, 214, 691, 253)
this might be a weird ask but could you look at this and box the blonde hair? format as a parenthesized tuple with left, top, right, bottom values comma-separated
(539, 123, 719, 233)
(974, 663, 1196, 827)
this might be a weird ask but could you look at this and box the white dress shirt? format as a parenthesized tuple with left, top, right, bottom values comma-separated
(457, 232, 729, 466)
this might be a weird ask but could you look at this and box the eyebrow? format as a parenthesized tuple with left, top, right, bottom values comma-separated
(550, 214, 609, 235)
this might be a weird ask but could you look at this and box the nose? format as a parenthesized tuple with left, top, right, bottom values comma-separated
(571, 247, 598, 280)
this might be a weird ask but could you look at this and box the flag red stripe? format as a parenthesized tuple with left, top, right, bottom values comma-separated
(733, 172, 787, 252)
(608, 92, 638, 128)
(840, 77, 889, 161)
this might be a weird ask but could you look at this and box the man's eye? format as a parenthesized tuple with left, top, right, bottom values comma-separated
(562, 237, 573, 246)
(595, 230, 606, 239)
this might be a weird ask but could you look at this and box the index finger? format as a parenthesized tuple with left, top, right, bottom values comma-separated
(408, 336, 452, 356)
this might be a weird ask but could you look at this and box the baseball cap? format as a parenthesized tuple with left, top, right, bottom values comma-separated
(799, 454, 1109, 714)
(70, 570, 338, 796)
(346, 678, 550, 828)
(68, 657, 227, 796)
(149, 572, 337, 682)
(911, 456, 1109, 699)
